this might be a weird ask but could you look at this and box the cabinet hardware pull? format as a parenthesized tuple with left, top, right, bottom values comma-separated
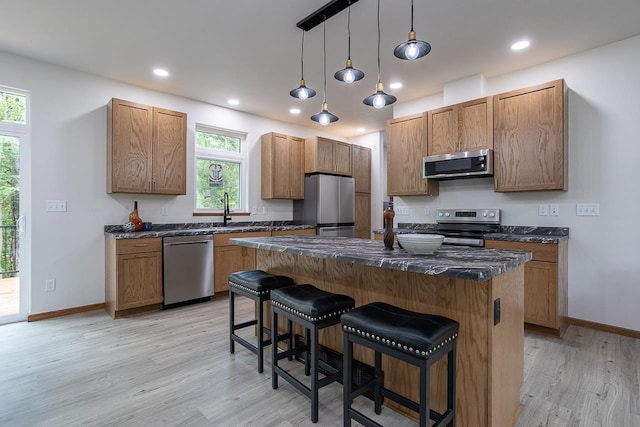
(135, 244, 148, 247)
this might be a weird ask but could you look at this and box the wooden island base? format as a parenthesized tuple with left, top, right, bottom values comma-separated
(257, 249, 524, 427)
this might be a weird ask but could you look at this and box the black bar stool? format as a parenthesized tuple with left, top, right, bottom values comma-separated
(271, 284, 355, 424)
(341, 302, 459, 427)
(229, 270, 295, 373)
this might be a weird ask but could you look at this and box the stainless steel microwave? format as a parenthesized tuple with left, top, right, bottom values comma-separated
(423, 149, 493, 179)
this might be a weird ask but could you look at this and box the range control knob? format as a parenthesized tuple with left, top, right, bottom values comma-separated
(490, 212, 496, 217)
(445, 212, 450, 217)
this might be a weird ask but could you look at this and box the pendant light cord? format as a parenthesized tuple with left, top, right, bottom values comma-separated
(377, 0, 381, 84)
(300, 30, 305, 79)
(411, 0, 415, 31)
(347, 4, 352, 59)
(323, 20, 327, 103)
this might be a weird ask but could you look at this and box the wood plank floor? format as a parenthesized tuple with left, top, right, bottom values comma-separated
(0, 295, 638, 427)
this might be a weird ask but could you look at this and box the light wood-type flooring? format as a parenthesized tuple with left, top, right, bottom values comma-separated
(0, 295, 638, 427)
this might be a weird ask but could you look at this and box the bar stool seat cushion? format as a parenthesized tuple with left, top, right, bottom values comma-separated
(341, 302, 459, 358)
(271, 284, 355, 323)
(228, 270, 294, 296)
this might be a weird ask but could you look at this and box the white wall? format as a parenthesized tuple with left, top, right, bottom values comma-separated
(390, 35, 640, 331)
(0, 51, 346, 315)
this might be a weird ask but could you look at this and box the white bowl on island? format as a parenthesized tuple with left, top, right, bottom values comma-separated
(397, 234, 445, 255)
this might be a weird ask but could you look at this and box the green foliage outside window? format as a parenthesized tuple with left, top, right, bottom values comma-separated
(0, 136, 19, 277)
(0, 92, 27, 124)
(195, 128, 243, 211)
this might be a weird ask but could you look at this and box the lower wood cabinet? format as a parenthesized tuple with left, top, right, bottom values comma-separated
(213, 232, 270, 293)
(105, 237, 163, 319)
(485, 239, 568, 337)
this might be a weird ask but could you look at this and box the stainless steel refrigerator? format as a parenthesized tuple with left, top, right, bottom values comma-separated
(293, 174, 355, 237)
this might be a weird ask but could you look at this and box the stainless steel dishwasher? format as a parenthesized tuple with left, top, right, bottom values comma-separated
(162, 234, 214, 309)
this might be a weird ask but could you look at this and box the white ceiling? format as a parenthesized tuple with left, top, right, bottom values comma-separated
(2, 0, 640, 137)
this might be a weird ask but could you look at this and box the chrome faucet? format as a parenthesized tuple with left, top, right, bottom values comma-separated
(223, 192, 231, 226)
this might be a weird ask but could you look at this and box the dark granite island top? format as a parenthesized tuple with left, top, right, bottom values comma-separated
(235, 234, 527, 427)
(230, 235, 532, 281)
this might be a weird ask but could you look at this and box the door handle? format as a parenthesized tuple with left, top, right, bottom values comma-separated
(17, 216, 25, 234)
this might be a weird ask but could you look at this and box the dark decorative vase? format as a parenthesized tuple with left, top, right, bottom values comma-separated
(129, 201, 143, 231)
(383, 207, 395, 250)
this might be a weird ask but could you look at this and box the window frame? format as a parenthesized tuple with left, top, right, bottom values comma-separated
(0, 85, 30, 132)
(194, 124, 248, 214)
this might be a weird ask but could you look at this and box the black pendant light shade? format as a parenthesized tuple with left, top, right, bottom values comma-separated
(311, 102, 339, 125)
(290, 80, 316, 100)
(363, 82, 397, 109)
(334, 4, 364, 83)
(364, 0, 396, 109)
(311, 21, 339, 125)
(290, 31, 316, 100)
(394, 0, 431, 60)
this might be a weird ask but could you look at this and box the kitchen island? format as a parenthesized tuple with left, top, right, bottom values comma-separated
(231, 235, 532, 427)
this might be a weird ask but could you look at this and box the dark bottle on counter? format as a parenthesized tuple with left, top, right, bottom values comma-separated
(383, 207, 395, 250)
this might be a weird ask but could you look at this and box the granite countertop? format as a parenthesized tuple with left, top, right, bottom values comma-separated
(373, 223, 569, 244)
(231, 235, 532, 281)
(104, 221, 315, 239)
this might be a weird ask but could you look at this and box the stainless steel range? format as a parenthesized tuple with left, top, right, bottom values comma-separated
(435, 208, 501, 247)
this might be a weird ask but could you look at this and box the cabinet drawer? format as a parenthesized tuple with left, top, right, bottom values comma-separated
(485, 240, 557, 262)
(116, 238, 162, 255)
(214, 231, 270, 246)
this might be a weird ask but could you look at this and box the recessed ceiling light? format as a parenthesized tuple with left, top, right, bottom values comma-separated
(356, 128, 366, 133)
(228, 99, 240, 105)
(511, 40, 530, 51)
(389, 82, 403, 89)
(290, 108, 301, 115)
(153, 68, 169, 77)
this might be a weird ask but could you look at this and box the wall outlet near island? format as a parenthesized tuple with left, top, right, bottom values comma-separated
(45, 279, 56, 292)
(550, 204, 560, 216)
(262, 206, 269, 215)
(251, 206, 258, 215)
(161, 207, 168, 216)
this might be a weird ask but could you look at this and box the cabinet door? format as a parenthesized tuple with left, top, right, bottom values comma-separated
(272, 133, 292, 198)
(459, 97, 493, 152)
(117, 252, 163, 310)
(352, 145, 371, 193)
(289, 137, 305, 199)
(214, 246, 257, 293)
(152, 107, 187, 195)
(355, 193, 371, 239)
(427, 106, 458, 155)
(524, 261, 558, 328)
(314, 137, 336, 173)
(387, 113, 439, 196)
(108, 99, 154, 193)
(334, 141, 353, 176)
(494, 79, 567, 192)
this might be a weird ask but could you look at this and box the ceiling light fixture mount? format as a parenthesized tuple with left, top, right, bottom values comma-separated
(334, 3, 364, 84)
(296, 0, 361, 31)
(394, 0, 431, 60)
(290, 30, 316, 100)
(311, 21, 339, 125)
(364, 0, 396, 109)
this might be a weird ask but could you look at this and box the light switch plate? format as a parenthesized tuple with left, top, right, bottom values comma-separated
(538, 204, 549, 216)
(424, 207, 430, 215)
(395, 206, 409, 216)
(46, 200, 67, 212)
(576, 203, 600, 216)
(161, 207, 168, 216)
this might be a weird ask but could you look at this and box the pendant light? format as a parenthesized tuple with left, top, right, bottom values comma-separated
(394, 0, 431, 60)
(290, 30, 316, 100)
(311, 21, 339, 125)
(334, 3, 364, 84)
(363, 0, 396, 109)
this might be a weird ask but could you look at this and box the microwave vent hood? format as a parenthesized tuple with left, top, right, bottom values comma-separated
(423, 149, 493, 180)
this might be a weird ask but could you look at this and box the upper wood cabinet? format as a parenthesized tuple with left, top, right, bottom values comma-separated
(352, 145, 371, 193)
(107, 98, 187, 195)
(493, 79, 567, 192)
(305, 136, 352, 176)
(386, 113, 439, 197)
(261, 132, 305, 199)
(427, 97, 493, 155)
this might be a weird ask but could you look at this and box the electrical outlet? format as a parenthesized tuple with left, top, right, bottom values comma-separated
(161, 207, 168, 216)
(538, 204, 549, 216)
(395, 206, 409, 216)
(549, 204, 560, 216)
(45, 279, 56, 292)
(262, 206, 269, 215)
(424, 207, 430, 215)
(46, 200, 67, 212)
(251, 206, 258, 215)
(576, 203, 600, 216)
